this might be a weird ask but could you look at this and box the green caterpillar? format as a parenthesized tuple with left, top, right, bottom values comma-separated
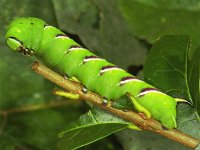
(6, 17, 186, 129)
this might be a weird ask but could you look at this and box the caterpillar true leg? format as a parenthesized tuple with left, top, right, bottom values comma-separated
(53, 90, 80, 100)
(126, 93, 151, 119)
(54, 89, 142, 130)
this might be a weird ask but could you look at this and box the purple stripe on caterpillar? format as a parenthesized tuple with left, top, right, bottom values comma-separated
(44, 24, 54, 29)
(119, 76, 142, 86)
(55, 34, 69, 39)
(68, 45, 82, 51)
(83, 56, 104, 64)
(65, 45, 84, 54)
(138, 88, 161, 97)
(99, 66, 123, 76)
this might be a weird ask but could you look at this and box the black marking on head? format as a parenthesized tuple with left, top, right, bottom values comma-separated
(138, 88, 160, 97)
(9, 37, 23, 45)
(23, 49, 28, 55)
(82, 86, 88, 94)
(22, 48, 34, 56)
(17, 45, 34, 56)
(8, 37, 34, 56)
(100, 66, 121, 76)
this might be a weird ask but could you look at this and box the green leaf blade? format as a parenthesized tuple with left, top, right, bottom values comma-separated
(118, 0, 200, 53)
(58, 108, 129, 150)
(144, 35, 191, 99)
(188, 48, 200, 115)
(143, 35, 200, 138)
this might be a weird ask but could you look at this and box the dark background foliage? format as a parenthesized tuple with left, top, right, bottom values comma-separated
(0, 0, 199, 150)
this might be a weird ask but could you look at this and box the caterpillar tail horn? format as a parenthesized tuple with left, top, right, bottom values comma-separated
(175, 98, 194, 108)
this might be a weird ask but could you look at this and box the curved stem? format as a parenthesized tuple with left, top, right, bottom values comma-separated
(32, 61, 200, 149)
(0, 100, 76, 115)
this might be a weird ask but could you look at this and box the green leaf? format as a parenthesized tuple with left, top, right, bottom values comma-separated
(195, 144, 200, 150)
(58, 107, 129, 150)
(144, 35, 191, 98)
(143, 35, 200, 138)
(188, 48, 200, 115)
(116, 129, 190, 150)
(118, 0, 200, 55)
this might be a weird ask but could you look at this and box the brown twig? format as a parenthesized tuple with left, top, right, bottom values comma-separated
(0, 92, 79, 135)
(0, 100, 77, 116)
(31, 61, 200, 149)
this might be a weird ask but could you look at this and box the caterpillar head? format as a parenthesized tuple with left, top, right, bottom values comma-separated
(5, 17, 44, 56)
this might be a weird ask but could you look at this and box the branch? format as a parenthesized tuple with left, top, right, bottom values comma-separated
(32, 61, 200, 149)
(0, 100, 77, 116)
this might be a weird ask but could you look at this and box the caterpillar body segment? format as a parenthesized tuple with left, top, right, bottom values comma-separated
(6, 17, 178, 129)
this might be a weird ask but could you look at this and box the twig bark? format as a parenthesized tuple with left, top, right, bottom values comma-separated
(0, 100, 77, 116)
(32, 61, 200, 149)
